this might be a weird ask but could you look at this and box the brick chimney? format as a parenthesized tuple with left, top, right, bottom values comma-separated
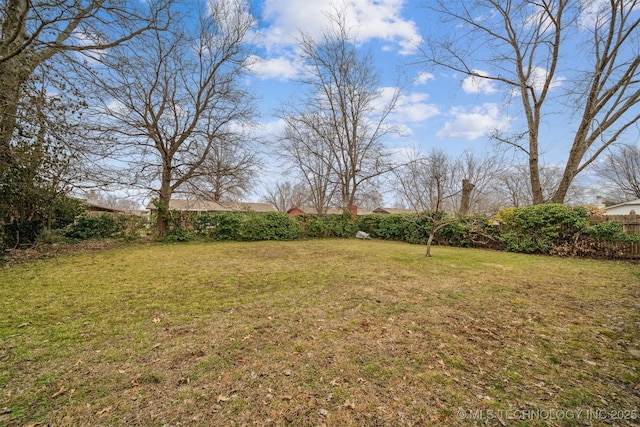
(350, 205, 357, 216)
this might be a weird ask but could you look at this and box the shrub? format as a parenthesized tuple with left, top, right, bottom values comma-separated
(64, 214, 123, 240)
(353, 214, 380, 236)
(160, 228, 193, 242)
(586, 221, 638, 242)
(207, 212, 243, 241)
(3, 219, 44, 248)
(261, 212, 301, 241)
(218, 212, 299, 241)
(239, 213, 269, 241)
(192, 213, 218, 238)
(374, 215, 416, 240)
(439, 218, 471, 247)
(36, 229, 68, 245)
(498, 204, 590, 254)
(403, 213, 435, 245)
(115, 215, 151, 241)
(294, 214, 329, 238)
(321, 213, 357, 238)
(51, 197, 86, 230)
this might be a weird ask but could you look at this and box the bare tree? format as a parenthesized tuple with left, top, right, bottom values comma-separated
(395, 149, 457, 213)
(0, 0, 170, 246)
(0, 0, 170, 172)
(263, 181, 309, 212)
(394, 149, 504, 214)
(354, 181, 385, 211)
(183, 136, 260, 203)
(420, 150, 454, 257)
(90, 0, 255, 236)
(422, 0, 640, 204)
(280, 9, 401, 213)
(494, 165, 532, 208)
(594, 144, 640, 202)
(279, 114, 338, 215)
(493, 163, 585, 208)
(452, 151, 503, 214)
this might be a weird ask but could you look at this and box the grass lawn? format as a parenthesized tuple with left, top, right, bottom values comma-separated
(1, 239, 639, 426)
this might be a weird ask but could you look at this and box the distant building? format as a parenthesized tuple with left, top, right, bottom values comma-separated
(372, 207, 417, 215)
(145, 199, 278, 216)
(286, 205, 373, 216)
(604, 199, 640, 215)
(83, 190, 134, 216)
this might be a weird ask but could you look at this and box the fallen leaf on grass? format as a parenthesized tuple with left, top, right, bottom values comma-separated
(216, 395, 229, 404)
(97, 406, 112, 415)
(51, 386, 67, 398)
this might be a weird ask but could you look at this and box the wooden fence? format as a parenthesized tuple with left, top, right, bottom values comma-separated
(587, 213, 640, 259)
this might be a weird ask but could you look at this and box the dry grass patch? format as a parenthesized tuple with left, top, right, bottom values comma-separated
(1, 240, 639, 426)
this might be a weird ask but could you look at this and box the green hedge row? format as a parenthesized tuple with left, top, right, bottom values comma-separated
(161, 210, 498, 248)
(55, 205, 638, 259)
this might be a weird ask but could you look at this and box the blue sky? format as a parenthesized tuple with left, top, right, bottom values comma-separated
(236, 0, 640, 204)
(244, 0, 515, 165)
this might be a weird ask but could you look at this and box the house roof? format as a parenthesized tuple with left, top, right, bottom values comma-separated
(604, 199, 640, 211)
(222, 202, 278, 213)
(146, 199, 277, 213)
(287, 206, 375, 216)
(84, 200, 126, 213)
(373, 207, 417, 215)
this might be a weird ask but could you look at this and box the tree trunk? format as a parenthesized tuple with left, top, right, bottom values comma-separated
(550, 172, 574, 204)
(425, 226, 436, 257)
(459, 179, 475, 214)
(156, 170, 172, 237)
(550, 140, 583, 203)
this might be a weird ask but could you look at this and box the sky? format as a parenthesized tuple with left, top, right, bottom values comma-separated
(237, 0, 594, 202)
(90, 0, 636, 206)
(245, 0, 504, 155)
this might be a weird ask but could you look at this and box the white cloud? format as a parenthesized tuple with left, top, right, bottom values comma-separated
(414, 72, 435, 85)
(396, 92, 440, 122)
(249, 118, 287, 142)
(257, 0, 422, 54)
(436, 103, 511, 141)
(576, 0, 612, 28)
(72, 29, 106, 63)
(376, 88, 440, 125)
(246, 54, 301, 80)
(461, 70, 498, 95)
(527, 65, 565, 92)
(387, 145, 422, 164)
